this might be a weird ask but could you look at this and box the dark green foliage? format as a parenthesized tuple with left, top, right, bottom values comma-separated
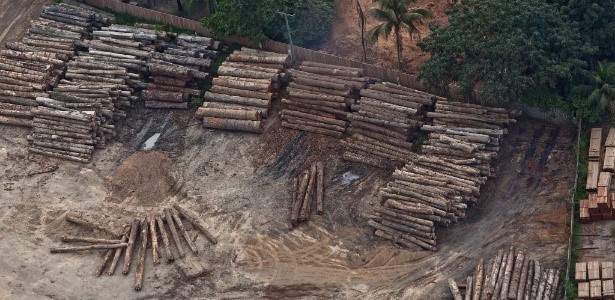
(367, 0, 431, 69)
(573, 61, 615, 113)
(418, 0, 589, 103)
(562, 0, 615, 62)
(52, 0, 62, 3)
(202, 0, 334, 47)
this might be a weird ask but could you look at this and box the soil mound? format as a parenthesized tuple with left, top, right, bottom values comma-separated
(107, 151, 176, 206)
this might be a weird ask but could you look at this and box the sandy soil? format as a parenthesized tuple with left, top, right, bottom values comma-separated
(0, 0, 51, 49)
(321, 0, 451, 73)
(0, 100, 574, 299)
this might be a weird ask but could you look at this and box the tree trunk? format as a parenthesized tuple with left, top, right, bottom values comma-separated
(164, 208, 185, 258)
(395, 26, 402, 70)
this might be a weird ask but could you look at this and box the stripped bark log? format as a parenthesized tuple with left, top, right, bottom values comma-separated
(300, 164, 317, 221)
(449, 278, 463, 300)
(164, 208, 185, 258)
(173, 204, 218, 245)
(316, 162, 324, 215)
(134, 218, 148, 291)
(148, 214, 160, 264)
(170, 207, 198, 254)
(196, 107, 262, 121)
(107, 225, 130, 276)
(122, 219, 140, 275)
(156, 214, 174, 263)
(50, 243, 127, 253)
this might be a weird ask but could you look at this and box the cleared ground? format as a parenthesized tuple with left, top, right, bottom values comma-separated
(0, 104, 574, 299)
(0, 0, 50, 49)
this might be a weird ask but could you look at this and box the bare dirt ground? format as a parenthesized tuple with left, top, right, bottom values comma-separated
(321, 0, 451, 73)
(0, 0, 50, 49)
(0, 100, 574, 299)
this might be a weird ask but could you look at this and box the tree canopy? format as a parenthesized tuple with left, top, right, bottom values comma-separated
(418, 0, 590, 103)
(202, 0, 334, 47)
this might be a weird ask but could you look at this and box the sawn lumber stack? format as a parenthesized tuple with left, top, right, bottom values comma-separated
(198, 48, 289, 133)
(280, 61, 368, 138)
(581, 127, 615, 222)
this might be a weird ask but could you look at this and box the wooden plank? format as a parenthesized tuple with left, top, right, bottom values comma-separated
(604, 262, 614, 280)
(578, 281, 590, 298)
(604, 147, 615, 171)
(588, 262, 601, 280)
(576, 262, 588, 282)
(606, 128, 615, 147)
(580, 207, 591, 223)
(590, 128, 603, 160)
(599, 172, 613, 187)
(589, 194, 600, 215)
(591, 280, 602, 299)
(587, 161, 601, 191)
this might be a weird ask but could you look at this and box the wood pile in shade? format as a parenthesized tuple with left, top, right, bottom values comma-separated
(289, 162, 326, 227)
(367, 100, 515, 250)
(448, 247, 561, 300)
(577, 261, 615, 299)
(50, 204, 217, 291)
(582, 127, 615, 223)
(142, 33, 221, 109)
(281, 60, 368, 138)
(27, 106, 97, 163)
(200, 48, 289, 133)
(342, 82, 442, 167)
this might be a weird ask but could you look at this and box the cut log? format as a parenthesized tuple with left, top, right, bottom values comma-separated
(282, 122, 343, 138)
(148, 214, 160, 264)
(203, 117, 263, 133)
(516, 255, 530, 299)
(134, 218, 148, 291)
(508, 250, 525, 299)
(196, 107, 261, 121)
(142, 90, 187, 103)
(213, 77, 272, 92)
(299, 164, 317, 221)
(173, 204, 218, 245)
(227, 53, 290, 65)
(210, 85, 272, 101)
(144, 101, 188, 109)
(61, 236, 122, 244)
(530, 261, 541, 300)
(316, 162, 324, 215)
(122, 219, 140, 275)
(170, 207, 198, 254)
(95, 249, 114, 276)
(291, 172, 309, 226)
(203, 92, 270, 108)
(164, 208, 185, 258)
(50, 243, 127, 253)
(449, 278, 463, 300)
(472, 259, 484, 300)
(217, 66, 278, 80)
(107, 225, 130, 276)
(156, 214, 174, 263)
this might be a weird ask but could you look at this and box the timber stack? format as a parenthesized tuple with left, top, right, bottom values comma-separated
(280, 61, 368, 138)
(342, 82, 440, 167)
(27, 106, 97, 163)
(368, 100, 515, 250)
(581, 127, 615, 222)
(143, 33, 220, 109)
(576, 261, 615, 299)
(448, 246, 561, 300)
(0, 3, 109, 127)
(50, 204, 217, 291)
(199, 48, 289, 133)
(289, 162, 326, 227)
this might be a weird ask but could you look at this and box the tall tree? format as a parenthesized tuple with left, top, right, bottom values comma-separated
(561, 0, 615, 62)
(574, 61, 615, 112)
(418, 0, 589, 103)
(367, 0, 431, 69)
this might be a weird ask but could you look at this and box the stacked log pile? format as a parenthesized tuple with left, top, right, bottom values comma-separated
(368, 100, 515, 250)
(50, 204, 217, 291)
(280, 61, 368, 138)
(576, 261, 615, 300)
(289, 162, 325, 227)
(199, 48, 289, 133)
(27, 106, 97, 163)
(448, 247, 561, 300)
(0, 4, 109, 127)
(581, 127, 615, 222)
(143, 34, 220, 109)
(342, 82, 441, 167)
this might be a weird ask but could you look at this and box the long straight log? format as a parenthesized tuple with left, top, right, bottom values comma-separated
(288, 82, 350, 97)
(156, 214, 174, 263)
(282, 122, 342, 138)
(473, 259, 485, 300)
(50, 243, 127, 253)
(316, 162, 324, 215)
(148, 214, 160, 264)
(122, 219, 140, 275)
(523, 260, 534, 300)
(210, 85, 272, 101)
(61, 236, 122, 244)
(203, 92, 270, 108)
(107, 225, 130, 276)
(288, 88, 346, 103)
(292, 172, 309, 226)
(134, 218, 148, 291)
(142, 90, 186, 103)
(281, 109, 346, 127)
(300, 164, 317, 221)
(530, 261, 541, 300)
(170, 207, 198, 254)
(535, 270, 548, 300)
(29, 146, 90, 162)
(284, 97, 347, 109)
(449, 278, 464, 300)
(196, 107, 261, 121)
(203, 117, 263, 133)
(213, 77, 272, 92)
(95, 249, 114, 277)
(493, 251, 509, 300)
(486, 249, 504, 298)
(508, 250, 525, 299)
(164, 208, 185, 258)
(173, 204, 218, 245)
(217, 66, 278, 80)
(144, 101, 188, 109)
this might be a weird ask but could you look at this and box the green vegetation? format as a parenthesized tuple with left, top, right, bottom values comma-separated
(367, 0, 431, 70)
(113, 12, 193, 36)
(412, 131, 428, 153)
(202, 0, 334, 47)
(52, 0, 62, 3)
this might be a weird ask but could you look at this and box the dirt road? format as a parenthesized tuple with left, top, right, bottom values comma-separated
(0, 0, 50, 49)
(0, 102, 574, 299)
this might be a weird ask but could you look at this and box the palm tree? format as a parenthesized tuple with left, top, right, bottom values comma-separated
(367, 0, 431, 70)
(575, 61, 615, 112)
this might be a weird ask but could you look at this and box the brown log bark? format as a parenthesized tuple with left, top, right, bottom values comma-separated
(95, 249, 114, 276)
(107, 225, 130, 276)
(210, 85, 272, 101)
(292, 172, 309, 226)
(472, 259, 484, 300)
(122, 219, 140, 275)
(449, 278, 464, 300)
(367, 220, 437, 251)
(516, 258, 530, 300)
(291, 74, 348, 91)
(144, 101, 188, 109)
(213, 77, 272, 92)
(217, 66, 278, 80)
(170, 207, 198, 254)
(485, 248, 504, 299)
(29, 146, 90, 163)
(530, 261, 541, 299)
(288, 88, 346, 103)
(535, 270, 548, 300)
(155, 214, 174, 263)
(373, 229, 421, 251)
(173, 204, 218, 245)
(65, 72, 124, 84)
(203, 92, 270, 108)
(61, 236, 122, 244)
(147, 63, 191, 79)
(282, 121, 343, 138)
(142, 90, 187, 103)
(299, 65, 362, 77)
(0, 50, 65, 65)
(347, 113, 418, 129)
(148, 214, 160, 264)
(151, 52, 211, 67)
(164, 208, 185, 258)
(288, 82, 350, 97)
(134, 218, 148, 291)
(283, 97, 347, 109)
(164, 48, 199, 58)
(227, 53, 290, 65)
(203, 117, 263, 133)
(196, 107, 262, 121)
(151, 76, 187, 87)
(50, 243, 127, 253)
(508, 250, 525, 299)
(281, 109, 346, 127)
(316, 162, 324, 215)
(466, 276, 473, 300)
(299, 164, 317, 221)
(350, 120, 407, 139)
